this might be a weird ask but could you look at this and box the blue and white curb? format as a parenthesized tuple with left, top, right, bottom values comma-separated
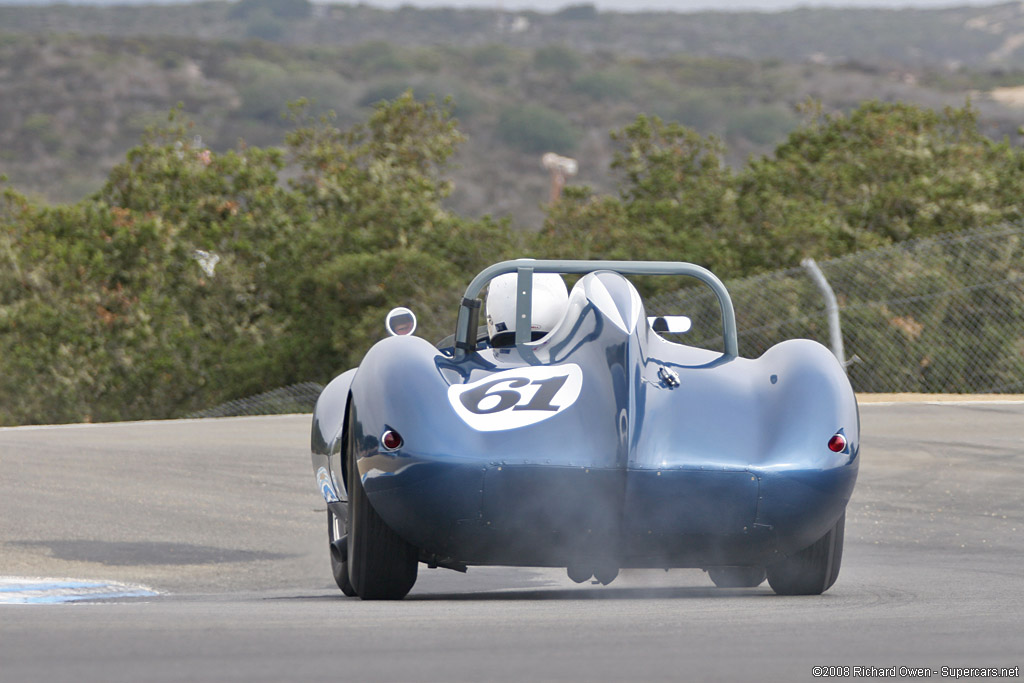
(0, 577, 159, 604)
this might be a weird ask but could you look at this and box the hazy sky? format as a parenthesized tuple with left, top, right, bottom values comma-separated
(353, 0, 1007, 10)
(0, 0, 1009, 8)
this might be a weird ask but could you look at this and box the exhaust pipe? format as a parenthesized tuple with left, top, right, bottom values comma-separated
(567, 563, 619, 585)
(593, 565, 619, 586)
(567, 565, 592, 583)
(330, 536, 347, 564)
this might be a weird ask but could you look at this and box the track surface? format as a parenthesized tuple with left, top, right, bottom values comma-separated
(0, 405, 1021, 682)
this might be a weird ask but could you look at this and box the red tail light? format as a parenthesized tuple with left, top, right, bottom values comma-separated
(828, 432, 847, 453)
(381, 429, 403, 450)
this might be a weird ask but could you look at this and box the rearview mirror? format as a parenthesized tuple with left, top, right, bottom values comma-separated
(385, 307, 417, 337)
(648, 315, 691, 334)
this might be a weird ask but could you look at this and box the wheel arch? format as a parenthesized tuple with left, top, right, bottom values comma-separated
(311, 368, 358, 498)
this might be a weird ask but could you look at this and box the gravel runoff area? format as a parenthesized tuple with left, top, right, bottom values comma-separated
(857, 393, 1024, 403)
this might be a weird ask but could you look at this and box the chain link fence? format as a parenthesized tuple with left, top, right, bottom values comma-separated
(198, 224, 1024, 417)
(648, 223, 1024, 393)
(187, 382, 324, 418)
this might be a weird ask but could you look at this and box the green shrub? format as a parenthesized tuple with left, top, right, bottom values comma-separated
(346, 41, 414, 75)
(0, 95, 516, 425)
(20, 113, 62, 153)
(726, 104, 797, 146)
(245, 11, 286, 42)
(555, 4, 598, 20)
(359, 79, 415, 107)
(671, 92, 731, 131)
(497, 103, 579, 153)
(533, 45, 582, 72)
(229, 0, 311, 20)
(571, 68, 636, 101)
(470, 43, 518, 68)
(238, 71, 351, 123)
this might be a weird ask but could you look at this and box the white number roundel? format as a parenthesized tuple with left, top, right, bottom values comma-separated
(448, 364, 583, 432)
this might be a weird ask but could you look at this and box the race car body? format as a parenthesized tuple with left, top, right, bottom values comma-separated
(311, 260, 858, 599)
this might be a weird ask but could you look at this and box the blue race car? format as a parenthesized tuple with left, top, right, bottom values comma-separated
(311, 259, 859, 600)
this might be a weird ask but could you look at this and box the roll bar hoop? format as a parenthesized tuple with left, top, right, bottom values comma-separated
(453, 259, 738, 360)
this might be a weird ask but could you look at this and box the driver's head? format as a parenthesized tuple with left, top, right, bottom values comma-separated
(485, 272, 569, 347)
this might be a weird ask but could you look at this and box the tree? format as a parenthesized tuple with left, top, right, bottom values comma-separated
(542, 101, 1024, 287)
(540, 114, 739, 296)
(733, 100, 1024, 271)
(0, 94, 514, 424)
(283, 93, 517, 376)
(497, 103, 579, 154)
(0, 107, 309, 423)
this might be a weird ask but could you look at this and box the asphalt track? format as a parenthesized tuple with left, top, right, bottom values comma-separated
(0, 404, 1021, 682)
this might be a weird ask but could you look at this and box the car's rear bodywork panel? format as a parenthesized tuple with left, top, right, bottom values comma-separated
(312, 266, 858, 573)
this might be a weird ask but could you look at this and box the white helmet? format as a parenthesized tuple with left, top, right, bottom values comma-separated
(486, 272, 568, 345)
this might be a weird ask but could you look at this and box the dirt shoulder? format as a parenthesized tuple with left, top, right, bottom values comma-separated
(857, 393, 1024, 403)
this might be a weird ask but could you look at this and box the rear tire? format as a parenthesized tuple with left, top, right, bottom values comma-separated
(347, 420, 418, 600)
(708, 566, 766, 588)
(328, 509, 356, 597)
(767, 512, 845, 596)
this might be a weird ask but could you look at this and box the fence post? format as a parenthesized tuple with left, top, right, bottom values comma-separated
(801, 258, 846, 369)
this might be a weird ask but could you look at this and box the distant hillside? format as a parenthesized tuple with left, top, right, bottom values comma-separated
(5, 5, 1024, 223)
(4, 1, 1024, 67)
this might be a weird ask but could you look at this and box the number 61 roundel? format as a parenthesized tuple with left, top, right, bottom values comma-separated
(448, 364, 583, 432)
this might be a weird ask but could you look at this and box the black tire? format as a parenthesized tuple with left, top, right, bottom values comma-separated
(347, 422, 419, 600)
(767, 512, 845, 596)
(328, 508, 356, 597)
(708, 566, 767, 588)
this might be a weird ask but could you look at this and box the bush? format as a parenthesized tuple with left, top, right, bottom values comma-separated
(20, 113, 62, 153)
(533, 45, 582, 72)
(497, 103, 579, 154)
(359, 78, 415, 107)
(345, 41, 414, 75)
(469, 43, 518, 68)
(245, 12, 287, 42)
(571, 68, 636, 101)
(726, 104, 797, 146)
(238, 71, 351, 123)
(554, 4, 598, 20)
(671, 92, 731, 131)
(542, 101, 1024, 283)
(228, 0, 311, 21)
(0, 95, 515, 425)
(6, 96, 1024, 425)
